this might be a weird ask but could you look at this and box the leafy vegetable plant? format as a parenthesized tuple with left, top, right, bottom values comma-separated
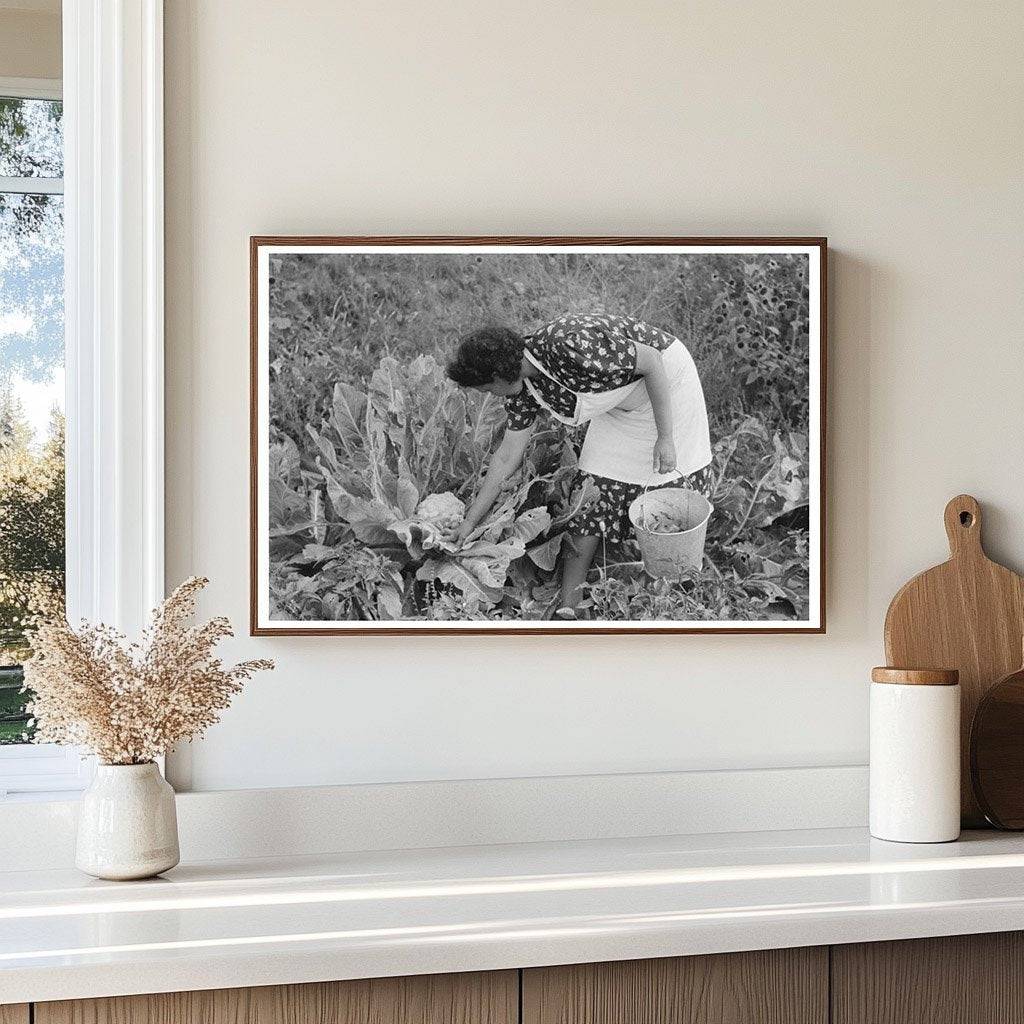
(269, 355, 591, 619)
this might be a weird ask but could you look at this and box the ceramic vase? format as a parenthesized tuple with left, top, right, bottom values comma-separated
(76, 762, 180, 880)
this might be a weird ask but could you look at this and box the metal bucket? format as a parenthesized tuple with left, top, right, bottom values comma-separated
(628, 486, 713, 578)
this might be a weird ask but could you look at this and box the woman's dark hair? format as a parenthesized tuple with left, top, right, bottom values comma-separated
(446, 325, 524, 387)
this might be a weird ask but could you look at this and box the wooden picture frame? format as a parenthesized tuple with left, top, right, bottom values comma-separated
(251, 236, 827, 635)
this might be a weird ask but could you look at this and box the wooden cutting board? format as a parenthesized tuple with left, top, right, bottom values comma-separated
(884, 494, 1024, 826)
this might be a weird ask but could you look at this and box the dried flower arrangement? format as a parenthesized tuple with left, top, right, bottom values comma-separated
(23, 577, 273, 765)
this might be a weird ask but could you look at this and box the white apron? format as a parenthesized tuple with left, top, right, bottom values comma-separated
(523, 339, 712, 486)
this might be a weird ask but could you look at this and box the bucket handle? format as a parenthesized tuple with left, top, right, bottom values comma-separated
(639, 474, 658, 533)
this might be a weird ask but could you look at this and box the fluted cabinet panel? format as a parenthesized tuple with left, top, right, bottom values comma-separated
(522, 948, 828, 1024)
(35, 972, 517, 1024)
(832, 933, 1024, 1024)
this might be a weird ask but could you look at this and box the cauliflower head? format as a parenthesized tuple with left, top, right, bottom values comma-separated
(416, 492, 466, 527)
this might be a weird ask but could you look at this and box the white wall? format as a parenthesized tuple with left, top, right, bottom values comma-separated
(164, 0, 1024, 792)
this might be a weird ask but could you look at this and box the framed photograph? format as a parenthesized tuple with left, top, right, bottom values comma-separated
(251, 237, 826, 635)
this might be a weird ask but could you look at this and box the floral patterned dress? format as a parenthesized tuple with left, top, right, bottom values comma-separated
(504, 313, 712, 545)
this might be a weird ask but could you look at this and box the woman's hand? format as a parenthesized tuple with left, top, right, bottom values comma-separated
(653, 435, 677, 474)
(456, 425, 536, 548)
(454, 517, 477, 547)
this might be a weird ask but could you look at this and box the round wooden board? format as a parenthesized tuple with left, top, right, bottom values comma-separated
(970, 663, 1024, 829)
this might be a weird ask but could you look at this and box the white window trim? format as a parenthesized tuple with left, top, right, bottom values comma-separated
(0, 175, 63, 195)
(0, 2, 165, 798)
(64, 0, 164, 634)
(0, 76, 62, 101)
(0, 744, 93, 799)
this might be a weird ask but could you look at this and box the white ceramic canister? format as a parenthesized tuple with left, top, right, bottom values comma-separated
(869, 667, 961, 843)
(76, 762, 180, 880)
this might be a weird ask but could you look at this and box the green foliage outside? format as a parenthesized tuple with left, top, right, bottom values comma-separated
(267, 252, 812, 622)
(0, 396, 65, 742)
(1, 94, 66, 741)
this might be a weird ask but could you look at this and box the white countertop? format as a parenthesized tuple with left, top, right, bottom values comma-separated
(4, 827, 1024, 1004)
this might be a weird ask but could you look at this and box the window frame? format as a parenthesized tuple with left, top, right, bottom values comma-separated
(0, 76, 76, 794)
(0, 77, 61, 102)
(0, 76, 64, 195)
(0, 0, 165, 799)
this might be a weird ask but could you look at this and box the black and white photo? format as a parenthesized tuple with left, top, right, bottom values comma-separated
(251, 238, 825, 633)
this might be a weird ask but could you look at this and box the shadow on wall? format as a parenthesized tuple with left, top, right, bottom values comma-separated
(827, 250, 873, 634)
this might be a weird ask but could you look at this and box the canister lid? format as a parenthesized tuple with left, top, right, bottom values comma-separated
(871, 667, 959, 686)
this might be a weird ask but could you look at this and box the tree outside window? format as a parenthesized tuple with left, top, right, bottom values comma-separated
(0, 94, 65, 745)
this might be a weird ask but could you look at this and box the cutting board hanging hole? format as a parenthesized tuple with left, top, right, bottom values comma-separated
(944, 494, 983, 557)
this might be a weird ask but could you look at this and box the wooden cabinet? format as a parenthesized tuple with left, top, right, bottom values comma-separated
(522, 948, 827, 1024)
(832, 932, 1024, 1024)
(34, 971, 517, 1024)
(23, 932, 1024, 1024)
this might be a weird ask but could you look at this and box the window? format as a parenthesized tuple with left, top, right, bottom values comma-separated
(0, 4, 166, 798)
(0, 80, 84, 797)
